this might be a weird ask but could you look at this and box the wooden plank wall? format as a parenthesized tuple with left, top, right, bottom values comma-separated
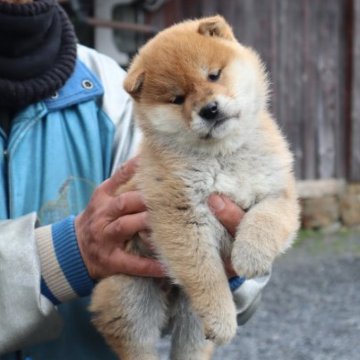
(145, 0, 356, 181)
(351, 0, 360, 180)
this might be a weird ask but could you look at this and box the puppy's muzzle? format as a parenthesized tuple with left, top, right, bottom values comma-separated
(199, 101, 219, 121)
(199, 101, 231, 127)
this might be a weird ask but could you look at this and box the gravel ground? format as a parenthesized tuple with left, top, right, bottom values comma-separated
(158, 230, 360, 360)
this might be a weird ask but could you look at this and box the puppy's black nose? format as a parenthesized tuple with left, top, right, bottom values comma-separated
(199, 102, 219, 121)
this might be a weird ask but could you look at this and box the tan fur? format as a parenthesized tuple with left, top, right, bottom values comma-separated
(91, 15, 299, 360)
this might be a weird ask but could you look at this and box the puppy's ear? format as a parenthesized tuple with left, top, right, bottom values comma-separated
(198, 16, 235, 41)
(124, 61, 145, 99)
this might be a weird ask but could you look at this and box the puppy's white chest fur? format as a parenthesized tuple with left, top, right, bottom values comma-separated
(180, 145, 287, 211)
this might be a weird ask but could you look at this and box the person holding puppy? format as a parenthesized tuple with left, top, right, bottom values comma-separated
(0, 0, 268, 359)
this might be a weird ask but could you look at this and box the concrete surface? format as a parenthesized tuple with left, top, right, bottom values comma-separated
(158, 230, 360, 360)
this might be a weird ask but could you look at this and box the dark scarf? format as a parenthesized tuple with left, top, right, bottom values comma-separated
(0, 0, 77, 108)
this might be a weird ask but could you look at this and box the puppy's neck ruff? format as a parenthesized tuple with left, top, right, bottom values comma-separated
(143, 118, 258, 159)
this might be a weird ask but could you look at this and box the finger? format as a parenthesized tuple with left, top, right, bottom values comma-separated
(208, 194, 245, 237)
(108, 249, 165, 277)
(107, 191, 147, 218)
(106, 211, 150, 240)
(102, 157, 139, 195)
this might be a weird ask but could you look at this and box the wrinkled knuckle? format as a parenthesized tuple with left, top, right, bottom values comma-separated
(103, 224, 112, 238)
(87, 200, 104, 218)
(116, 195, 126, 213)
(114, 220, 124, 235)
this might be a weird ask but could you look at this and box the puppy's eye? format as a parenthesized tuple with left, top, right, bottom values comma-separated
(171, 95, 185, 105)
(208, 69, 222, 82)
(208, 70, 221, 81)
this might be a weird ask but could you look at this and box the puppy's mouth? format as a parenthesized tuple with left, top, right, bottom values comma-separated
(200, 113, 240, 140)
(213, 116, 230, 127)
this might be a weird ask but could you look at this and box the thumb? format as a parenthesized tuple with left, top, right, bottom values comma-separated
(208, 194, 245, 237)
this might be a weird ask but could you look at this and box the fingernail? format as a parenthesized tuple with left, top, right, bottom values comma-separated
(208, 195, 225, 213)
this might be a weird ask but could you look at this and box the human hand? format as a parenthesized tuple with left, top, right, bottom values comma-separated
(208, 194, 245, 278)
(75, 157, 165, 280)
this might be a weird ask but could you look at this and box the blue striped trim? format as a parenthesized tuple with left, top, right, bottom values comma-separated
(229, 276, 246, 292)
(41, 277, 60, 305)
(52, 216, 95, 298)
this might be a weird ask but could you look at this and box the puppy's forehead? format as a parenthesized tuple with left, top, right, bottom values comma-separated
(141, 31, 234, 77)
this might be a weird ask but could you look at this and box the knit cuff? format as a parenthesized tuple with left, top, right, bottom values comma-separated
(36, 216, 95, 305)
(229, 276, 246, 292)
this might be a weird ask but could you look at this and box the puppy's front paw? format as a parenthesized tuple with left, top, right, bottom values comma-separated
(203, 310, 237, 345)
(232, 240, 272, 279)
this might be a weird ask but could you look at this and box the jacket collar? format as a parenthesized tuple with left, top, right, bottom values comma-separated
(44, 59, 104, 111)
(0, 60, 104, 143)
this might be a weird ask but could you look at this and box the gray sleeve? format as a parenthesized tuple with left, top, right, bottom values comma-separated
(0, 213, 62, 355)
(233, 273, 270, 325)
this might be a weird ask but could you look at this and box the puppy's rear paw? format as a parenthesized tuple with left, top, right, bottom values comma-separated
(203, 314, 237, 345)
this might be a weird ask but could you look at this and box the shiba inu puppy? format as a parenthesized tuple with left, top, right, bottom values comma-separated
(91, 16, 299, 360)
